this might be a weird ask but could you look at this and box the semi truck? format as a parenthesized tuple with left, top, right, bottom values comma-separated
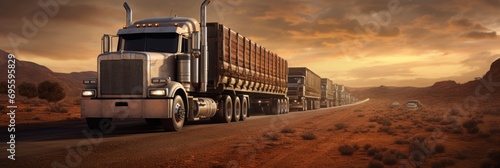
(320, 78, 334, 108)
(80, 0, 288, 132)
(287, 67, 321, 111)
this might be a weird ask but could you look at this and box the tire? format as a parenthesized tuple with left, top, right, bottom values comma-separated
(232, 96, 241, 122)
(161, 95, 185, 131)
(303, 100, 308, 111)
(240, 97, 248, 121)
(145, 119, 161, 126)
(271, 99, 279, 115)
(86, 118, 113, 132)
(284, 100, 289, 113)
(215, 95, 232, 123)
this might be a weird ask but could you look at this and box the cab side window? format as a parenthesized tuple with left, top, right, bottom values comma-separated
(181, 37, 188, 53)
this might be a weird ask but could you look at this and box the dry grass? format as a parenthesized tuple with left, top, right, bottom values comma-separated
(338, 144, 356, 156)
(368, 160, 384, 168)
(300, 132, 317, 140)
(281, 126, 295, 133)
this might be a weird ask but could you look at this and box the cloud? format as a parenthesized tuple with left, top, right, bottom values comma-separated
(461, 31, 497, 39)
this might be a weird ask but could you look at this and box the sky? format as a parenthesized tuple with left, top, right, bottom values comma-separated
(1, 0, 500, 87)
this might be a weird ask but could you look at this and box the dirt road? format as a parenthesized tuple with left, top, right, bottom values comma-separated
(0, 100, 367, 167)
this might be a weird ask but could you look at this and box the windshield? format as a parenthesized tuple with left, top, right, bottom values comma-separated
(288, 77, 304, 84)
(119, 33, 179, 53)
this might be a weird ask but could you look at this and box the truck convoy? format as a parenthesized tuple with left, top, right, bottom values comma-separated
(321, 78, 335, 108)
(287, 67, 322, 111)
(81, 1, 358, 132)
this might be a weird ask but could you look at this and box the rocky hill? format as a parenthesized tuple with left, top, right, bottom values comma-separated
(0, 50, 96, 98)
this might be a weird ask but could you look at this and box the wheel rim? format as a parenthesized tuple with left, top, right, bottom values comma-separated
(241, 98, 247, 120)
(233, 96, 240, 121)
(173, 97, 184, 123)
(225, 96, 232, 121)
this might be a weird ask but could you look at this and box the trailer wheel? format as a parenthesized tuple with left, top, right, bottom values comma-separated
(280, 99, 285, 114)
(284, 100, 289, 113)
(303, 100, 307, 111)
(215, 95, 233, 123)
(161, 95, 185, 131)
(232, 96, 241, 122)
(240, 97, 248, 121)
(270, 99, 279, 115)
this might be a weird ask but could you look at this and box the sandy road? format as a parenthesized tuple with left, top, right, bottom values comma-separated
(0, 100, 368, 167)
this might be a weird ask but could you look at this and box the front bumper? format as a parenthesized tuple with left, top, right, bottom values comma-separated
(289, 101, 303, 109)
(81, 99, 173, 118)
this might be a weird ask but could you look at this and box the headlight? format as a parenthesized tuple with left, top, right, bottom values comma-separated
(258, 100, 262, 103)
(149, 89, 167, 97)
(83, 78, 97, 85)
(293, 100, 297, 103)
(82, 90, 96, 97)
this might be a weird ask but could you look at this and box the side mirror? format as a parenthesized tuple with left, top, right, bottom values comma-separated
(101, 34, 118, 54)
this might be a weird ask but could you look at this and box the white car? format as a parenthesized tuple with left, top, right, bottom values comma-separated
(406, 102, 418, 110)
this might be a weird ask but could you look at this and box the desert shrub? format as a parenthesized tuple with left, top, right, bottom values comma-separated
(368, 160, 384, 168)
(364, 144, 372, 151)
(353, 144, 360, 150)
(382, 154, 398, 165)
(300, 132, 317, 140)
(377, 118, 392, 126)
(440, 117, 457, 125)
(38, 81, 65, 102)
(338, 145, 356, 156)
(358, 114, 365, 117)
(378, 126, 391, 133)
(479, 131, 491, 138)
(449, 107, 461, 116)
(373, 153, 383, 160)
(262, 132, 279, 141)
(367, 147, 381, 156)
(425, 126, 437, 132)
(281, 126, 295, 133)
(45, 103, 68, 113)
(487, 149, 500, 167)
(369, 116, 379, 122)
(368, 124, 376, 128)
(462, 120, 480, 134)
(394, 138, 410, 145)
(434, 144, 445, 153)
(431, 159, 455, 168)
(19, 82, 38, 99)
(335, 123, 348, 130)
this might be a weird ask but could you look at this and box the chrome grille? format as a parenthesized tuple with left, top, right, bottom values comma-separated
(100, 59, 144, 95)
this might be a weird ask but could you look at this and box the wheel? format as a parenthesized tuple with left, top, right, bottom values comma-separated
(145, 119, 161, 126)
(303, 100, 308, 111)
(215, 95, 232, 123)
(240, 97, 248, 121)
(161, 95, 185, 131)
(284, 99, 290, 114)
(232, 96, 241, 122)
(86, 118, 113, 132)
(271, 99, 279, 115)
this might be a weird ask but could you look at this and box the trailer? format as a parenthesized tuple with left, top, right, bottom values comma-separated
(321, 78, 334, 108)
(287, 67, 321, 111)
(81, 0, 288, 132)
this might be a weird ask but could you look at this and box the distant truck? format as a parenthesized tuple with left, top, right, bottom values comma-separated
(335, 84, 345, 106)
(287, 67, 321, 111)
(81, 1, 288, 132)
(321, 78, 335, 108)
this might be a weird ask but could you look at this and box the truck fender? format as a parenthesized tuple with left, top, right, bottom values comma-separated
(165, 81, 188, 115)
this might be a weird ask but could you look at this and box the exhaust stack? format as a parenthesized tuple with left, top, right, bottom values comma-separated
(200, 0, 211, 92)
(123, 2, 132, 26)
